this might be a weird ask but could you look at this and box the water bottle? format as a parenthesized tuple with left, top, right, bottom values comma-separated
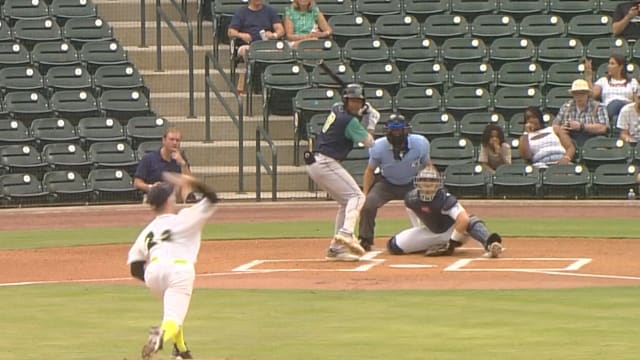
(627, 188, 636, 201)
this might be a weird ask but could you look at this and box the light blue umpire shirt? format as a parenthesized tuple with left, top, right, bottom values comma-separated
(368, 134, 431, 186)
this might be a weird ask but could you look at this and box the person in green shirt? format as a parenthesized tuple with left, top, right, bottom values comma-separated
(283, 0, 332, 48)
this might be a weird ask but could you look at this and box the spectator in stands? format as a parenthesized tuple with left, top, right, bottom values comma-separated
(227, 0, 285, 91)
(520, 106, 576, 168)
(616, 90, 640, 145)
(552, 79, 609, 147)
(283, 0, 332, 48)
(584, 55, 639, 123)
(478, 123, 511, 172)
(134, 127, 192, 202)
(612, 1, 640, 40)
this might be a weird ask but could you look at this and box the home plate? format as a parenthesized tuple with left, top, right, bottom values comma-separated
(389, 264, 437, 269)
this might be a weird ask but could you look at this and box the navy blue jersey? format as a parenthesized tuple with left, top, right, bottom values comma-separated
(404, 188, 457, 234)
(314, 104, 368, 161)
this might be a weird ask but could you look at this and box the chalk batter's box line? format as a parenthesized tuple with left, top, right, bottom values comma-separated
(444, 258, 592, 272)
(232, 251, 385, 273)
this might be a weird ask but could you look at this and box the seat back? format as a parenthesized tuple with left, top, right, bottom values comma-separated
(488, 37, 536, 68)
(443, 86, 492, 119)
(410, 112, 456, 141)
(0, 19, 12, 42)
(0, 119, 34, 145)
(327, 14, 372, 47)
(44, 64, 92, 93)
(5, 91, 52, 123)
(98, 89, 152, 121)
(548, 0, 598, 19)
(518, 14, 565, 43)
(0, 65, 44, 93)
(50, 0, 98, 24)
(77, 116, 126, 148)
(498, 0, 548, 20)
(580, 136, 632, 171)
(493, 86, 543, 120)
(537, 38, 585, 67)
(391, 37, 439, 71)
(42, 142, 91, 174)
(294, 39, 341, 68)
(441, 37, 488, 68)
(591, 163, 639, 198)
(63, 17, 113, 49)
(567, 14, 613, 44)
(3, 0, 49, 25)
(403, 61, 447, 92)
(136, 140, 162, 160)
(541, 163, 591, 198)
(355, 0, 402, 23)
(31, 41, 80, 74)
(496, 62, 544, 88)
(363, 87, 393, 115)
(0, 42, 31, 71)
(470, 14, 517, 41)
(373, 14, 421, 42)
(544, 86, 573, 113)
(87, 168, 139, 202)
(394, 86, 442, 119)
(0, 144, 47, 175)
(262, 63, 311, 117)
(450, 0, 498, 20)
(342, 38, 390, 72)
(545, 62, 585, 89)
(126, 116, 167, 149)
(429, 136, 476, 171)
(315, 0, 354, 17)
(492, 163, 541, 198)
(356, 62, 401, 94)
(310, 61, 355, 88)
(30, 117, 79, 148)
(403, 0, 449, 22)
(443, 162, 491, 197)
(449, 62, 495, 87)
(585, 37, 630, 70)
(12, 18, 63, 50)
(88, 141, 138, 172)
(422, 14, 470, 44)
(0, 173, 48, 205)
(50, 89, 99, 123)
(93, 64, 146, 94)
(79, 40, 128, 73)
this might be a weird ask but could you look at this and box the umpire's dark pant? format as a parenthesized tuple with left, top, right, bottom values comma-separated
(358, 177, 413, 245)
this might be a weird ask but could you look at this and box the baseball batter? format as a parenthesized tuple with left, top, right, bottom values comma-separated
(387, 167, 503, 257)
(127, 172, 220, 360)
(305, 83, 379, 261)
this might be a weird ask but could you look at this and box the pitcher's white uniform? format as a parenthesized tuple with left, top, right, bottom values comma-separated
(127, 199, 217, 326)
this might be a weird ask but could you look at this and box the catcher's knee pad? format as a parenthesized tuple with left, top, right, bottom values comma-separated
(467, 214, 490, 244)
(386, 236, 404, 255)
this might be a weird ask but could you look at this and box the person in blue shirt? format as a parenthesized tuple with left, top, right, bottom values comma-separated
(305, 84, 378, 262)
(358, 114, 431, 251)
(227, 0, 284, 59)
(134, 127, 192, 202)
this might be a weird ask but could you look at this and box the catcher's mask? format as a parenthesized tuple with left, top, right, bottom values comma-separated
(386, 113, 410, 160)
(414, 167, 442, 201)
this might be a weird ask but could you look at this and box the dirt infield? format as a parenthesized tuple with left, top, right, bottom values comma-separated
(1, 201, 639, 289)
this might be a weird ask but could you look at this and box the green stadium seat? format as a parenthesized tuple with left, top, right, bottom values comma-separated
(0, 144, 48, 177)
(342, 38, 391, 72)
(50, 89, 99, 123)
(394, 86, 442, 119)
(544, 86, 572, 113)
(537, 38, 585, 68)
(42, 169, 92, 203)
(586, 37, 630, 70)
(355, 0, 402, 23)
(88, 141, 138, 174)
(429, 136, 476, 171)
(356, 62, 401, 94)
(518, 14, 565, 44)
(410, 112, 457, 141)
(79, 40, 129, 74)
(580, 136, 633, 171)
(567, 14, 613, 44)
(404, 0, 449, 22)
(443, 162, 492, 198)
(262, 63, 311, 129)
(292, 88, 341, 165)
(492, 163, 541, 198)
(441, 37, 488, 68)
(422, 14, 470, 45)
(0, 173, 49, 206)
(391, 37, 439, 71)
(63, 17, 114, 50)
(5, 91, 52, 124)
(31, 41, 80, 74)
(294, 39, 342, 69)
(373, 14, 421, 43)
(403, 61, 448, 93)
(315, 0, 354, 18)
(493, 86, 543, 121)
(496, 62, 544, 88)
(30, 117, 79, 150)
(98, 89, 152, 121)
(327, 14, 373, 48)
(488, 37, 536, 68)
(44, 65, 92, 94)
(470, 14, 517, 42)
(77, 116, 126, 149)
(458, 112, 506, 146)
(0, 42, 31, 71)
(0, 119, 34, 146)
(541, 163, 591, 199)
(42, 142, 92, 176)
(450, 0, 498, 21)
(87, 168, 140, 203)
(126, 116, 167, 149)
(0, 65, 44, 94)
(498, 0, 548, 20)
(49, 0, 98, 25)
(310, 61, 355, 88)
(3, 0, 49, 25)
(590, 163, 639, 198)
(93, 64, 146, 95)
(12, 18, 63, 50)
(444, 86, 492, 120)
(449, 62, 495, 87)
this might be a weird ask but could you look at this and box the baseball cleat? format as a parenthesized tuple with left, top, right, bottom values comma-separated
(326, 248, 360, 262)
(172, 344, 193, 360)
(141, 326, 164, 360)
(485, 233, 503, 258)
(334, 233, 366, 256)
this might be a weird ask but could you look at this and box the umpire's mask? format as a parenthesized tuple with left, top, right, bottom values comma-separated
(385, 113, 410, 160)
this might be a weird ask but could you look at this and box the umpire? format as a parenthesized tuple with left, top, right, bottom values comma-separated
(358, 114, 431, 251)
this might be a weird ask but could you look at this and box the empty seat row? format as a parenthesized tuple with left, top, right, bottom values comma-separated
(0, 115, 166, 149)
(0, 88, 152, 123)
(0, 168, 141, 206)
(1, 0, 97, 25)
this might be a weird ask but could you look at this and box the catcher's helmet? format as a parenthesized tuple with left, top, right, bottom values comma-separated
(414, 166, 442, 201)
(342, 83, 365, 100)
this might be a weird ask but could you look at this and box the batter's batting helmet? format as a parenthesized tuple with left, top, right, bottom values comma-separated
(342, 83, 365, 100)
(414, 166, 442, 201)
(147, 182, 175, 209)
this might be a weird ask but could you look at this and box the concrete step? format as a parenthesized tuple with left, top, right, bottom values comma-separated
(181, 140, 303, 166)
(142, 69, 244, 92)
(96, 0, 201, 23)
(112, 21, 214, 47)
(194, 165, 312, 193)
(126, 45, 232, 72)
(166, 115, 294, 142)
(149, 91, 264, 117)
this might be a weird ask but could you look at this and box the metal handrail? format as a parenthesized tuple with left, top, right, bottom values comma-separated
(156, 0, 195, 118)
(204, 50, 245, 192)
(140, 0, 189, 47)
(256, 126, 277, 201)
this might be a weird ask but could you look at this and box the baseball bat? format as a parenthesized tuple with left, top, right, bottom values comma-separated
(318, 60, 347, 89)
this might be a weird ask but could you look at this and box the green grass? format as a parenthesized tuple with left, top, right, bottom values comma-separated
(3, 285, 640, 360)
(1, 218, 638, 249)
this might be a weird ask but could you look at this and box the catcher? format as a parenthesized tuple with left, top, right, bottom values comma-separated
(387, 166, 503, 257)
(127, 172, 219, 360)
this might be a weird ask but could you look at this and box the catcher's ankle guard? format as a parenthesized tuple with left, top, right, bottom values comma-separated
(303, 151, 316, 165)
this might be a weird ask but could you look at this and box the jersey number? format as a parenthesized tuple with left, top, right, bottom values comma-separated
(144, 230, 172, 251)
(321, 113, 336, 133)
